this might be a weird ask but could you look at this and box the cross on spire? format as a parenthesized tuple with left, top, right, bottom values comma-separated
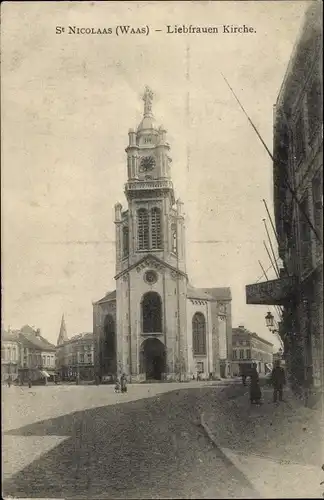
(142, 86, 154, 117)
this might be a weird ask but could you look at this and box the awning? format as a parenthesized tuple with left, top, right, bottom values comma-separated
(40, 370, 50, 378)
(245, 276, 297, 305)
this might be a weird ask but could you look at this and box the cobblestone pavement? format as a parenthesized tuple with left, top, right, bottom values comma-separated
(203, 385, 324, 498)
(2, 380, 232, 432)
(2, 382, 260, 499)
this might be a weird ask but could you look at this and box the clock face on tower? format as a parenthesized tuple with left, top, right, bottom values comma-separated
(140, 156, 156, 173)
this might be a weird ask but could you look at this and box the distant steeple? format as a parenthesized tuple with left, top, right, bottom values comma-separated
(57, 314, 68, 345)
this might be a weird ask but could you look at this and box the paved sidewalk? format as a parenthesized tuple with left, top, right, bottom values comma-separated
(202, 386, 324, 498)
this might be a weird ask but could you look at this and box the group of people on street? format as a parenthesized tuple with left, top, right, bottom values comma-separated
(242, 360, 286, 405)
(115, 373, 127, 393)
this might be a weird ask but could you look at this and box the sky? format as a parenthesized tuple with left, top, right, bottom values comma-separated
(2, 1, 311, 347)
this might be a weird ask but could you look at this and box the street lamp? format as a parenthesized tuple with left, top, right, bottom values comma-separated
(265, 311, 284, 352)
(265, 311, 274, 329)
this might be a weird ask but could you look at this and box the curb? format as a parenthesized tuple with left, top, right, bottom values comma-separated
(200, 412, 261, 497)
(200, 411, 244, 468)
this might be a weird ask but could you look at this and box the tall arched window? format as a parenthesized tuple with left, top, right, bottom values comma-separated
(171, 223, 177, 254)
(123, 226, 129, 257)
(100, 314, 117, 375)
(192, 312, 206, 355)
(137, 209, 149, 250)
(142, 292, 162, 333)
(151, 207, 162, 249)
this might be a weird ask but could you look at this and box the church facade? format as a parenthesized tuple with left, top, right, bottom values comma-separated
(93, 88, 232, 382)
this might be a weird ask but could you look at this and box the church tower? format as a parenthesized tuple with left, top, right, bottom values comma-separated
(93, 87, 232, 383)
(114, 87, 189, 381)
(114, 86, 186, 275)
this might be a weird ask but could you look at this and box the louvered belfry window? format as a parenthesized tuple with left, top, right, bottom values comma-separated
(137, 209, 149, 250)
(151, 207, 162, 249)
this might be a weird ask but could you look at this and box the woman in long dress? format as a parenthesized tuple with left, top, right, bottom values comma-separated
(121, 373, 127, 393)
(249, 363, 261, 405)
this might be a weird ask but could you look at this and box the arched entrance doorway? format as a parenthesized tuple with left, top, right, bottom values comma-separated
(100, 314, 117, 377)
(140, 338, 166, 380)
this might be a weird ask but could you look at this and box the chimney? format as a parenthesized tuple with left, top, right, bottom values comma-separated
(36, 328, 41, 337)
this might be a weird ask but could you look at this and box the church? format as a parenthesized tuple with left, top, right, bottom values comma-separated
(93, 87, 232, 382)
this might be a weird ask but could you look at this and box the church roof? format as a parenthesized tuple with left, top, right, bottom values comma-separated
(95, 290, 116, 305)
(137, 115, 158, 132)
(187, 285, 215, 301)
(187, 285, 232, 301)
(201, 287, 232, 300)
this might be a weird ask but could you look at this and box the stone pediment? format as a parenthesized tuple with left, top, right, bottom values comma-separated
(114, 254, 187, 281)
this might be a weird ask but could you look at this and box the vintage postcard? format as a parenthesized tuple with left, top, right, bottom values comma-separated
(1, 1, 323, 498)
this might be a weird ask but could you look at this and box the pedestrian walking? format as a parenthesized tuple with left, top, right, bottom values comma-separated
(249, 363, 262, 405)
(241, 373, 247, 386)
(28, 377, 32, 388)
(121, 373, 127, 393)
(271, 359, 286, 403)
(7, 375, 12, 388)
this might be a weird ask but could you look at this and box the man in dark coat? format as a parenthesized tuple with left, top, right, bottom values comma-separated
(271, 360, 286, 402)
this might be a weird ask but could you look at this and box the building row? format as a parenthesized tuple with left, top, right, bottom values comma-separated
(1, 325, 56, 384)
(246, 2, 323, 401)
(231, 326, 274, 377)
(2, 318, 274, 384)
(1, 320, 94, 384)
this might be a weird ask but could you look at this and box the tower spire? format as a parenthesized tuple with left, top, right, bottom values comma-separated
(142, 86, 154, 117)
(57, 314, 68, 345)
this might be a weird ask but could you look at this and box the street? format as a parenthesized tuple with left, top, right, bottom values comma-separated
(2, 381, 259, 499)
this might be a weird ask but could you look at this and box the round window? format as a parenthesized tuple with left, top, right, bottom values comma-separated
(144, 270, 158, 285)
